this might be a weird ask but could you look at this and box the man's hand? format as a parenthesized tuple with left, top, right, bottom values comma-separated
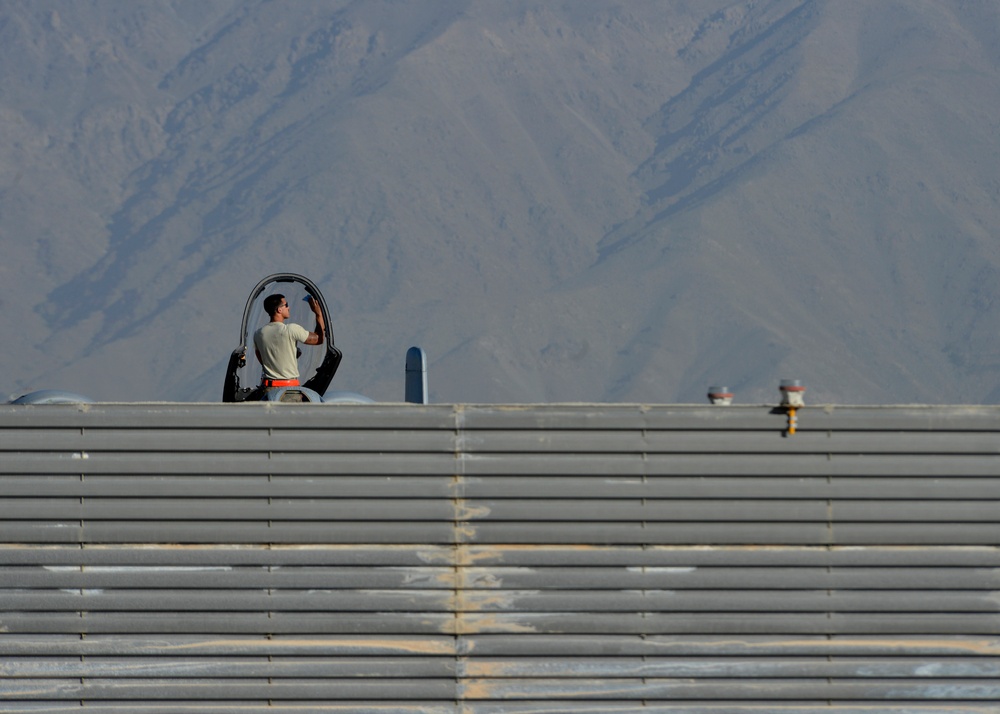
(305, 296, 325, 345)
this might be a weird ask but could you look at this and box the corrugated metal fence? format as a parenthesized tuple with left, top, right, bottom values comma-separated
(0, 402, 998, 712)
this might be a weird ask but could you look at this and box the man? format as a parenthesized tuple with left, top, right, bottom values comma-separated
(254, 294, 325, 387)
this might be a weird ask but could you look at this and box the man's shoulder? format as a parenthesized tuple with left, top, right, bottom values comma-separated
(286, 322, 311, 340)
(255, 322, 282, 342)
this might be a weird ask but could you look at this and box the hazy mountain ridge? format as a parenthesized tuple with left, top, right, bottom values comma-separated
(3, 0, 1000, 404)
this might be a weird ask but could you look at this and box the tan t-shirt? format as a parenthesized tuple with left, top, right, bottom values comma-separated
(254, 322, 311, 380)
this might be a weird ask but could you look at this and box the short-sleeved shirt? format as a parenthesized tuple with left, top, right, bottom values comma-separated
(253, 321, 311, 380)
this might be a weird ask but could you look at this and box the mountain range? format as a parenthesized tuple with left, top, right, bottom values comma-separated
(3, 0, 1000, 405)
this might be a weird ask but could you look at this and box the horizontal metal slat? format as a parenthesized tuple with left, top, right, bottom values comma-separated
(3, 589, 996, 614)
(460, 430, 1000, 455)
(11, 633, 993, 659)
(0, 475, 456, 498)
(0, 521, 460, 545)
(455, 545, 1000, 568)
(459, 453, 1000, 477)
(0, 544, 456, 567)
(449, 612, 1000, 636)
(459, 405, 1000, 432)
(829, 523, 1000, 545)
(455, 677, 1000, 700)
(458, 406, 776, 431)
(2, 675, 1000, 704)
(0, 656, 457, 678)
(0, 704, 460, 714)
(13, 655, 993, 682)
(0, 611, 454, 635)
(4, 497, 999, 524)
(460, 476, 1000, 500)
(457, 634, 1000, 657)
(0, 634, 457, 656)
(6, 565, 997, 591)
(0, 498, 459, 521)
(0, 705, 458, 714)
(461, 522, 833, 544)
(6, 451, 1000, 477)
(8, 426, 1000, 457)
(5, 545, 999, 568)
(0, 678, 456, 701)
(0, 403, 460, 430)
(6, 521, 997, 546)
(0, 498, 838, 522)
(0, 565, 458, 590)
(4, 403, 1000, 432)
(4, 428, 456, 453)
(2, 566, 457, 590)
(3, 475, 999, 501)
(2, 611, 997, 636)
(777, 407, 1000, 433)
(835, 501, 1000, 521)
(465, 500, 823, 522)
(440, 704, 997, 714)
(0, 451, 461, 476)
(640, 453, 1000, 477)
(465, 522, 1000, 546)
(0, 589, 455, 612)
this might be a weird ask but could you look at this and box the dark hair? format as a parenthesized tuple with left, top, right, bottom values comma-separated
(263, 294, 285, 317)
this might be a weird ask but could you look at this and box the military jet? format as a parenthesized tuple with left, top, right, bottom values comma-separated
(11, 273, 425, 405)
(223, 273, 344, 403)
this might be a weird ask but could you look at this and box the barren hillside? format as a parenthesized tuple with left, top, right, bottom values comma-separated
(2, 0, 1000, 404)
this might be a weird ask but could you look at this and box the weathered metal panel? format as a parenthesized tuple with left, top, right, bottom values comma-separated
(1, 403, 1000, 710)
(11, 565, 999, 590)
(0, 498, 460, 520)
(458, 633, 1000, 656)
(457, 544, 1000, 567)
(0, 613, 457, 636)
(0, 475, 456, 498)
(7, 427, 458, 452)
(0, 451, 461, 475)
(0, 521, 463, 544)
(10, 503, 937, 526)
(0, 634, 458, 656)
(11, 473, 1000, 500)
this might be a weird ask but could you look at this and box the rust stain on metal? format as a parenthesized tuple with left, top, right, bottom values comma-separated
(455, 545, 505, 567)
(453, 523, 478, 542)
(415, 548, 457, 565)
(454, 613, 538, 634)
(455, 503, 491, 520)
(459, 590, 528, 611)
(458, 543, 610, 565)
(457, 679, 496, 701)
(422, 570, 460, 588)
(460, 570, 510, 588)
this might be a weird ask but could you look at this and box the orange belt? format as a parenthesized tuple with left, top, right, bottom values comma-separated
(262, 378, 300, 387)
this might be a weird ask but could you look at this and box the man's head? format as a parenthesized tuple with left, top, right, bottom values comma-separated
(264, 294, 289, 317)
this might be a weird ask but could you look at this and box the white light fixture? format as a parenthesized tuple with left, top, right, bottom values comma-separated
(707, 386, 733, 406)
(779, 379, 806, 407)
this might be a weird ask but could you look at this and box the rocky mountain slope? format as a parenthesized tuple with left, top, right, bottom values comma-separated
(3, 0, 1000, 404)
